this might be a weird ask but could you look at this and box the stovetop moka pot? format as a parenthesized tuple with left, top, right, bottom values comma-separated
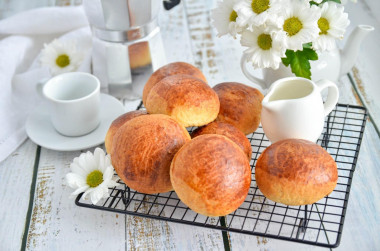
(83, 0, 180, 99)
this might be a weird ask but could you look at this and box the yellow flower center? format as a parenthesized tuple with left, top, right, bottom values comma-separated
(229, 10, 238, 22)
(56, 54, 70, 68)
(318, 17, 330, 35)
(251, 0, 270, 14)
(86, 170, 103, 188)
(283, 17, 303, 36)
(257, 34, 272, 50)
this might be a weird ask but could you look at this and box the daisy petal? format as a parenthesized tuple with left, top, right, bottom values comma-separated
(82, 187, 95, 200)
(66, 173, 86, 189)
(103, 166, 114, 181)
(69, 185, 90, 198)
(90, 187, 105, 205)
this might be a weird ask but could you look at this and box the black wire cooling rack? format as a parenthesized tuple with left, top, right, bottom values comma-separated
(76, 103, 367, 248)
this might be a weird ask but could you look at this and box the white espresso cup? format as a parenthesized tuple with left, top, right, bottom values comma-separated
(40, 72, 101, 137)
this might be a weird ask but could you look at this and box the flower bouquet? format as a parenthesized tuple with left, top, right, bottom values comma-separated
(212, 0, 350, 79)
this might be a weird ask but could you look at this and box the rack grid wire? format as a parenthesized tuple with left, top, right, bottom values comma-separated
(76, 103, 368, 248)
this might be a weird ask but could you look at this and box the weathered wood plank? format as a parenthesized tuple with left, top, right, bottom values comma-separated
(0, 140, 37, 251)
(25, 148, 126, 251)
(343, 0, 380, 132)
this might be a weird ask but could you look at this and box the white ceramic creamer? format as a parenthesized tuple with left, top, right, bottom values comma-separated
(261, 77, 339, 143)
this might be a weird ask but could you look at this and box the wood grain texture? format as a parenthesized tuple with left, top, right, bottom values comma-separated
(0, 140, 37, 251)
(25, 149, 126, 251)
(343, 0, 380, 131)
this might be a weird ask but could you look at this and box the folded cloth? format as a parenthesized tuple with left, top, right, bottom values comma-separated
(0, 6, 91, 162)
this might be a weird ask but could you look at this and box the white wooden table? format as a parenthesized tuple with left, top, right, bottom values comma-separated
(1, 0, 380, 250)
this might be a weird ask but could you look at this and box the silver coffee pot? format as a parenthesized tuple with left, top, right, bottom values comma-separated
(83, 0, 180, 99)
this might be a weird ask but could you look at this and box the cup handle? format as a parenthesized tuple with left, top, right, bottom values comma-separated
(240, 53, 267, 90)
(315, 79, 340, 116)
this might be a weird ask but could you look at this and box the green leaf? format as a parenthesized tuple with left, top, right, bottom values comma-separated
(321, 0, 341, 4)
(281, 50, 294, 67)
(303, 42, 313, 49)
(309, 1, 320, 6)
(281, 48, 318, 79)
(310, 0, 341, 6)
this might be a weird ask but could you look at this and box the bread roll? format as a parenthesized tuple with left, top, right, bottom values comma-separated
(213, 82, 264, 135)
(145, 75, 220, 127)
(105, 110, 148, 154)
(112, 114, 191, 194)
(142, 62, 207, 105)
(191, 121, 252, 161)
(256, 139, 338, 206)
(170, 134, 251, 216)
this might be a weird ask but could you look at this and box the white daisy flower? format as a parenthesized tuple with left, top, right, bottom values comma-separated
(234, 0, 283, 28)
(278, 0, 321, 51)
(312, 2, 350, 52)
(241, 26, 287, 69)
(40, 39, 84, 76)
(211, 0, 244, 38)
(65, 148, 120, 205)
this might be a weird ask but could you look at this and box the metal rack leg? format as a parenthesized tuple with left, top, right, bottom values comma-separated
(296, 205, 309, 239)
(220, 216, 231, 251)
(322, 113, 332, 148)
(122, 186, 131, 206)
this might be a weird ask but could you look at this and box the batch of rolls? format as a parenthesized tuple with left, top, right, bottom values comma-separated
(105, 62, 338, 217)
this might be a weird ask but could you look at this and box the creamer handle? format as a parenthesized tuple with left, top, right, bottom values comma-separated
(240, 53, 267, 90)
(315, 79, 339, 116)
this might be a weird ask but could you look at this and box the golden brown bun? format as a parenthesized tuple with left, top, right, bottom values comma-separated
(170, 134, 251, 216)
(105, 110, 148, 154)
(213, 82, 264, 135)
(256, 139, 338, 206)
(145, 75, 220, 127)
(128, 41, 152, 69)
(191, 121, 252, 161)
(142, 62, 207, 105)
(112, 114, 191, 194)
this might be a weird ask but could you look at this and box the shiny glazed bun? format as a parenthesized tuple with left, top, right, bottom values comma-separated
(145, 75, 220, 127)
(112, 114, 191, 194)
(213, 82, 264, 135)
(191, 121, 252, 160)
(170, 134, 251, 216)
(142, 62, 207, 105)
(105, 110, 148, 154)
(255, 139, 338, 206)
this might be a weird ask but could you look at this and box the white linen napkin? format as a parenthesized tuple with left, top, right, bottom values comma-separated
(0, 6, 92, 162)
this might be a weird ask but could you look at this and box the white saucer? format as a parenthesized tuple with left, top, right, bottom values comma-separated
(26, 93, 125, 151)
